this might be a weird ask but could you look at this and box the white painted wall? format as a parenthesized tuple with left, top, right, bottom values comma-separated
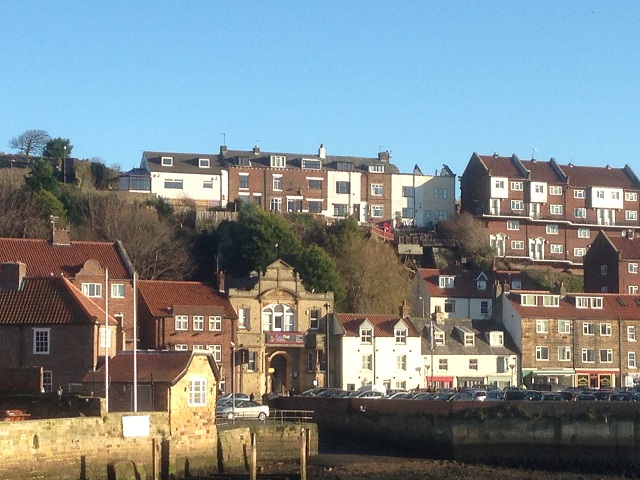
(326, 170, 363, 222)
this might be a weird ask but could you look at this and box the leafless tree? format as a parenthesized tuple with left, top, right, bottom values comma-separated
(0, 179, 51, 238)
(8, 130, 51, 158)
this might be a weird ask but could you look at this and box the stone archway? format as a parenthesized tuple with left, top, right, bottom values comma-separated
(269, 353, 288, 395)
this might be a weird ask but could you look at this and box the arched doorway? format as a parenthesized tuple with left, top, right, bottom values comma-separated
(270, 354, 288, 395)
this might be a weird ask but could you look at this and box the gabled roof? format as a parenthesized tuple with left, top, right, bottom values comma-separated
(560, 163, 640, 190)
(82, 350, 218, 384)
(474, 154, 525, 179)
(419, 268, 492, 299)
(142, 151, 225, 175)
(421, 319, 517, 356)
(138, 280, 237, 318)
(0, 276, 115, 325)
(602, 232, 640, 261)
(507, 292, 640, 319)
(0, 237, 132, 279)
(338, 313, 420, 337)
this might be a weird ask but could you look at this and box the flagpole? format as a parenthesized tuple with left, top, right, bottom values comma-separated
(105, 268, 109, 413)
(133, 271, 138, 412)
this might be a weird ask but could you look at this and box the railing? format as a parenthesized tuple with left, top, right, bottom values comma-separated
(215, 409, 313, 426)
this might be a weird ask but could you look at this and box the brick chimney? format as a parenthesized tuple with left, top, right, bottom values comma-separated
(219, 145, 227, 155)
(0, 262, 26, 290)
(217, 270, 226, 293)
(399, 299, 411, 318)
(378, 151, 390, 163)
(52, 226, 71, 246)
(252, 145, 260, 155)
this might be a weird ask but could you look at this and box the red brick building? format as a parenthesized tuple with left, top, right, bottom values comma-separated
(460, 153, 640, 266)
(584, 229, 640, 294)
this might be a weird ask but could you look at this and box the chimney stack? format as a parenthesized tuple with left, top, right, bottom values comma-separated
(220, 145, 228, 155)
(217, 270, 226, 293)
(0, 262, 26, 290)
(318, 144, 326, 159)
(52, 226, 71, 246)
(399, 299, 411, 318)
(378, 151, 390, 163)
(253, 145, 260, 155)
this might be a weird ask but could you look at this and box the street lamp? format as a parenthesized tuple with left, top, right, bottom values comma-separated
(324, 303, 331, 388)
(509, 361, 516, 388)
(230, 341, 236, 420)
(425, 365, 430, 390)
(418, 296, 425, 317)
(62, 145, 67, 184)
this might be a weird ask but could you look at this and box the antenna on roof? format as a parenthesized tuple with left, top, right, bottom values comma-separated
(531, 147, 537, 160)
(220, 133, 226, 147)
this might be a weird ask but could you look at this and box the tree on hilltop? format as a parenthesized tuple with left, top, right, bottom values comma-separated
(9, 129, 50, 158)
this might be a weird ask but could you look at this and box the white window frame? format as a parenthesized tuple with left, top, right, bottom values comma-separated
(629, 286, 639, 294)
(198, 158, 210, 168)
(511, 200, 524, 211)
(536, 346, 549, 361)
(574, 247, 586, 257)
(210, 344, 222, 362)
(582, 349, 596, 363)
(371, 184, 383, 196)
(193, 315, 204, 331)
(396, 355, 407, 371)
(371, 205, 384, 218)
(395, 328, 407, 344)
(239, 173, 249, 190)
(626, 210, 638, 221)
(111, 283, 125, 298)
(82, 283, 102, 298)
(546, 224, 559, 235)
(161, 156, 173, 166)
(558, 346, 571, 361)
(175, 344, 188, 351)
(600, 323, 612, 336)
(511, 181, 523, 191)
(629, 326, 637, 341)
(511, 240, 524, 250)
(188, 378, 207, 406)
(550, 186, 562, 195)
(630, 263, 639, 274)
(625, 192, 638, 202)
(574, 208, 586, 218)
(33, 328, 50, 354)
(550, 244, 563, 254)
(583, 322, 595, 335)
(600, 349, 613, 363)
(507, 220, 520, 230)
(558, 320, 571, 334)
(550, 204, 563, 215)
(360, 328, 373, 344)
(536, 319, 548, 334)
(362, 354, 373, 371)
(574, 189, 585, 198)
(577, 228, 590, 238)
(175, 315, 188, 331)
(629, 351, 637, 369)
(469, 359, 479, 370)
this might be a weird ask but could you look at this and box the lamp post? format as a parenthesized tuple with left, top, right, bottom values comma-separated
(62, 145, 67, 184)
(425, 365, 431, 390)
(509, 361, 516, 388)
(324, 303, 331, 388)
(418, 296, 425, 317)
(231, 341, 236, 420)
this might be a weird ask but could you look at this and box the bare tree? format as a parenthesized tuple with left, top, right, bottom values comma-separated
(0, 180, 51, 238)
(9, 130, 51, 158)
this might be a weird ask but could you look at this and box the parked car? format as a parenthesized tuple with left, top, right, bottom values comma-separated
(218, 400, 270, 420)
(464, 389, 488, 402)
(385, 392, 416, 400)
(350, 390, 384, 398)
(381, 389, 408, 399)
(609, 392, 637, 402)
(450, 391, 475, 401)
(485, 390, 504, 401)
(217, 393, 251, 406)
(431, 392, 456, 401)
(411, 392, 437, 400)
(541, 393, 565, 401)
(316, 388, 350, 398)
(300, 388, 329, 397)
(574, 394, 598, 401)
(592, 390, 613, 401)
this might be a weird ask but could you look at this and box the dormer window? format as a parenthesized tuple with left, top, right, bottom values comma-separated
(198, 158, 210, 168)
(464, 332, 475, 346)
(360, 327, 373, 344)
(434, 330, 445, 346)
(394, 327, 407, 344)
(161, 156, 173, 166)
(520, 294, 537, 306)
(542, 295, 560, 307)
(439, 276, 455, 288)
(489, 331, 504, 346)
(270, 155, 286, 168)
(369, 164, 384, 173)
(302, 158, 322, 170)
(511, 279, 522, 290)
(576, 296, 603, 309)
(237, 157, 251, 167)
(477, 280, 486, 290)
(336, 161, 353, 171)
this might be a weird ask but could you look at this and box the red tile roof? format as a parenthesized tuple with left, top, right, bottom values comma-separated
(82, 350, 215, 383)
(508, 292, 640, 319)
(337, 313, 420, 337)
(138, 280, 237, 318)
(519, 159, 563, 184)
(561, 164, 638, 189)
(0, 238, 132, 279)
(606, 234, 640, 260)
(477, 155, 524, 179)
(419, 268, 491, 299)
(0, 276, 116, 325)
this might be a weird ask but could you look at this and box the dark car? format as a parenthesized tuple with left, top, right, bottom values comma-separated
(609, 392, 637, 402)
(541, 392, 565, 401)
(574, 393, 597, 401)
(503, 390, 530, 401)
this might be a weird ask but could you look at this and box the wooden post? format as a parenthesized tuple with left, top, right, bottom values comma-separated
(300, 428, 307, 480)
(250, 432, 257, 480)
(152, 437, 158, 480)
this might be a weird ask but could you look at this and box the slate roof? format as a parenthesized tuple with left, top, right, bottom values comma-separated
(0, 237, 132, 279)
(419, 268, 491, 299)
(0, 276, 115, 325)
(138, 280, 237, 318)
(420, 319, 517, 356)
(220, 147, 401, 174)
(142, 151, 225, 175)
(508, 292, 640, 319)
(337, 313, 420, 337)
(494, 270, 542, 291)
(82, 350, 217, 384)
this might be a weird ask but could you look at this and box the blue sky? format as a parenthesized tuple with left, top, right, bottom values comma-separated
(2, 2, 639, 180)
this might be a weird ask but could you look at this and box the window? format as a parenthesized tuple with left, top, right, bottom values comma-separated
(395, 328, 407, 344)
(238, 308, 249, 329)
(287, 199, 302, 212)
(396, 355, 407, 371)
(360, 328, 373, 344)
(550, 204, 563, 215)
(362, 354, 373, 370)
(270, 155, 286, 168)
(630, 286, 639, 294)
(629, 352, 637, 369)
(270, 197, 282, 212)
(477, 279, 487, 290)
(308, 178, 322, 190)
(175, 315, 188, 331)
(626, 192, 638, 201)
(558, 320, 571, 334)
(82, 283, 102, 298)
(511, 280, 522, 289)
(550, 244, 563, 254)
(481, 301, 489, 314)
(600, 323, 612, 336)
(164, 179, 183, 189)
(511, 200, 524, 210)
(308, 201, 323, 213)
(111, 284, 125, 298)
(534, 184, 545, 194)
(174, 344, 188, 351)
(193, 315, 204, 331)
(309, 309, 320, 329)
(439, 276, 455, 288)
(536, 319, 548, 334)
(402, 186, 414, 197)
(434, 188, 447, 199)
(511, 240, 524, 249)
(272, 175, 282, 191)
(601, 286, 608, 293)
(336, 161, 353, 171)
(574, 247, 586, 257)
(439, 359, 448, 371)
(628, 326, 637, 341)
(210, 345, 222, 362)
(600, 349, 613, 363)
(161, 156, 173, 166)
(601, 265, 608, 275)
(302, 159, 321, 170)
(550, 186, 562, 195)
(208, 315, 222, 331)
(507, 220, 520, 230)
(435, 210, 448, 221)
(334, 204, 349, 217)
(536, 346, 549, 361)
(189, 379, 207, 406)
(583, 322, 595, 335)
(307, 352, 314, 373)
(582, 349, 596, 363)
(369, 164, 384, 173)
(371, 184, 383, 195)
(630, 263, 639, 274)
(558, 346, 571, 361)
(336, 181, 350, 194)
(520, 294, 537, 306)
(576, 297, 603, 309)
(511, 181, 523, 191)
(203, 180, 213, 189)
(402, 208, 414, 218)
(469, 359, 478, 370)
(626, 211, 638, 221)
(100, 325, 112, 348)
(248, 351, 257, 371)
(596, 190, 605, 199)
(489, 331, 503, 346)
(371, 206, 383, 218)
(546, 224, 559, 234)
(199, 158, 210, 168)
(574, 189, 585, 198)
(578, 228, 590, 238)
(574, 208, 586, 218)
(42, 370, 52, 393)
(543, 295, 560, 307)
(464, 332, 474, 346)
(434, 330, 445, 346)
(495, 180, 505, 189)
(444, 300, 456, 313)
(262, 304, 296, 332)
(33, 328, 50, 354)
(239, 174, 249, 189)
